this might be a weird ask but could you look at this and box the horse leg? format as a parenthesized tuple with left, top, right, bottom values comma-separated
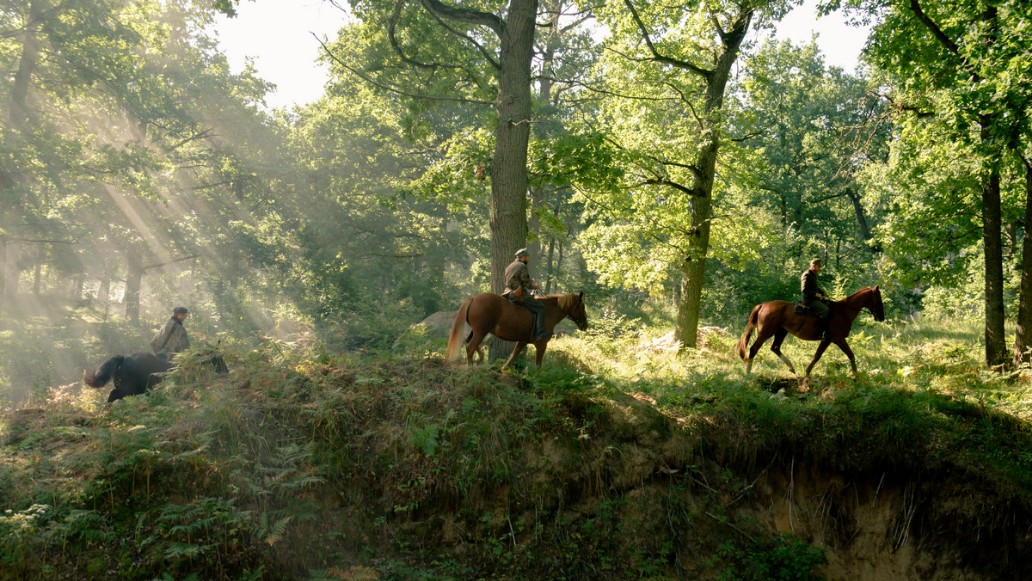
(803, 339, 833, 384)
(533, 341, 548, 367)
(834, 339, 859, 379)
(769, 329, 797, 375)
(502, 342, 526, 369)
(745, 329, 774, 375)
(466, 331, 487, 366)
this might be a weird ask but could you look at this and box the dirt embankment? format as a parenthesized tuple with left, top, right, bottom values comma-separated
(347, 386, 1032, 580)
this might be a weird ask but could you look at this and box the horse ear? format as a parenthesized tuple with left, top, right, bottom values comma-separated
(874, 285, 879, 292)
(578, 290, 584, 299)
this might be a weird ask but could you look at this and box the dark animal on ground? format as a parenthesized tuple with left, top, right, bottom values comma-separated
(738, 286, 885, 385)
(83, 351, 228, 402)
(446, 292, 588, 368)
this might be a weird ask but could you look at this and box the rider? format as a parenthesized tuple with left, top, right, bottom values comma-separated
(801, 259, 830, 338)
(503, 248, 548, 341)
(150, 306, 190, 360)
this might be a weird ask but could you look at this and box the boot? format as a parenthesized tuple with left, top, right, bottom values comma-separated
(533, 311, 549, 341)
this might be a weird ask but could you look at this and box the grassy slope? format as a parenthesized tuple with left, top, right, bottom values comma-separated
(1, 314, 1031, 580)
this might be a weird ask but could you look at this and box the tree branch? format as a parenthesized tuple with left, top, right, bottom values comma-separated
(315, 33, 493, 106)
(642, 178, 702, 197)
(422, 2, 501, 69)
(622, 0, 713, 78)
(420, 0, 503, 36)
(907, 0, 974, 76)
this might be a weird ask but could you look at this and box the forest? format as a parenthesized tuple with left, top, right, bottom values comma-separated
(1, 0, 1031, 579)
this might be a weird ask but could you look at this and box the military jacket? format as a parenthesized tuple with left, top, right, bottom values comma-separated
(505, 259, 534, 293)
(150, 317, 190, 355)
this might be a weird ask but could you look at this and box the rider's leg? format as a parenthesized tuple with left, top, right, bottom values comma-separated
(524, 296, 548, 340)
(814, 301, 831, 338)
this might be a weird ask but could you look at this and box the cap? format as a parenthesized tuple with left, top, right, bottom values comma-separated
(810, 259, 823, 268)
(173, 306, 189, 315)
(515, 248, 529, 258)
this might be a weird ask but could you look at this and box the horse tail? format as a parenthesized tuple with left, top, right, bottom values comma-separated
(83, 355, 124, 388)
(738, 305, 761, 361)
(446, 298, 473, 362)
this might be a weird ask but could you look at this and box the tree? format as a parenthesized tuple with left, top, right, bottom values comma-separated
(338, 0, 540, 295)
(734, 40, 887, 264)
(0, 0, 287, 327)
(849, 0, 1032, 367)
(581, 0, 785, 349)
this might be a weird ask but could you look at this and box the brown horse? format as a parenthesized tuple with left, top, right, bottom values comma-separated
(738, 286, 884, 382)
(446, 292, 588, 368)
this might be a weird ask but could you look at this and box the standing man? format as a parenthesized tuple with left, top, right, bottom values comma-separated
(504, 248, 548, 341)
(801, 259, 830, 337)
(151, 306, 190, 360)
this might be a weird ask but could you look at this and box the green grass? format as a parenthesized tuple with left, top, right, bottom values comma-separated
(1, 311, 1031, 579)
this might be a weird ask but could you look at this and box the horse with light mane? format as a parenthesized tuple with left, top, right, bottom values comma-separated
(446, 292, 588, 368)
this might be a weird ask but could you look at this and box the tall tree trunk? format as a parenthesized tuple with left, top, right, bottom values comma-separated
(99, 255, 112, 318)
(677, 150, 714, 349)
(0, 0, 44, 312)
(674, 8, 752, 350)
(487, 0, 537, 361)
(3, 241, 20, 303)
(545, 235, 557, 294)
(1014, 156, 1032, 366)
(846, 187, 881, 252)
(981, 137, 1007, 368)
(126, 249, 143, 323)
(0, 238, 6, 311)
(489, 0, 536, 293)
(418, 0, 538, 360)
(32, 244, 42, 296)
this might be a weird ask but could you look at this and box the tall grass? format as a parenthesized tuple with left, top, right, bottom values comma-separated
(2, 310, 1031, 579)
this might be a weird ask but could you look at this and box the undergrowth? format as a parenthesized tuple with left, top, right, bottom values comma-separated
(0, 313, 1031, 579)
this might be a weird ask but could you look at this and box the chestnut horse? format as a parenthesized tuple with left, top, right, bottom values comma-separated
(446, 292, 588, 368)
(738, 286, 884, 382)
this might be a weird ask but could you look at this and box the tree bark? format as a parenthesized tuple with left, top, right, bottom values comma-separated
(0, 0, 44, 312)
(981, 134, 1007, 368)
(1014, 156, 1032, 366)
(126, 249, 143, 323)
(673, 8, 752, 350)
(486, 0, 537, 361)
(846, 187, 881, 252)
(488, 0, 536, 294)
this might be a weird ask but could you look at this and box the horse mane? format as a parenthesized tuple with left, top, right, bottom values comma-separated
(539, 293, 578, 311)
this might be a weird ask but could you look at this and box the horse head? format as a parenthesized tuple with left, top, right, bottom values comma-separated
(558, 291, 589, 331)
(867, 286, 885, 321)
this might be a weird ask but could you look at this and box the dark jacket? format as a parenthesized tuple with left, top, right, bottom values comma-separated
(800, 269, 825, 302)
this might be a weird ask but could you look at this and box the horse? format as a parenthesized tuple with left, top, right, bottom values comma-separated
(83, 351, 229, 402)
(446, 291, 588, 368)
(737, 286, 884, 383)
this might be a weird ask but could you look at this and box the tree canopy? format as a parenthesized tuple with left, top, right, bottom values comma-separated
(1, 0, 1030, 369)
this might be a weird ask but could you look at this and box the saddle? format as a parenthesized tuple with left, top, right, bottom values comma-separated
(794, 302, 816, 316)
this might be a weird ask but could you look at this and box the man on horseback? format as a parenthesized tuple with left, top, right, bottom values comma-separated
(150, 306, 190, 360)
(502, 248, 548, 341)
(801, 259, 830, 337)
